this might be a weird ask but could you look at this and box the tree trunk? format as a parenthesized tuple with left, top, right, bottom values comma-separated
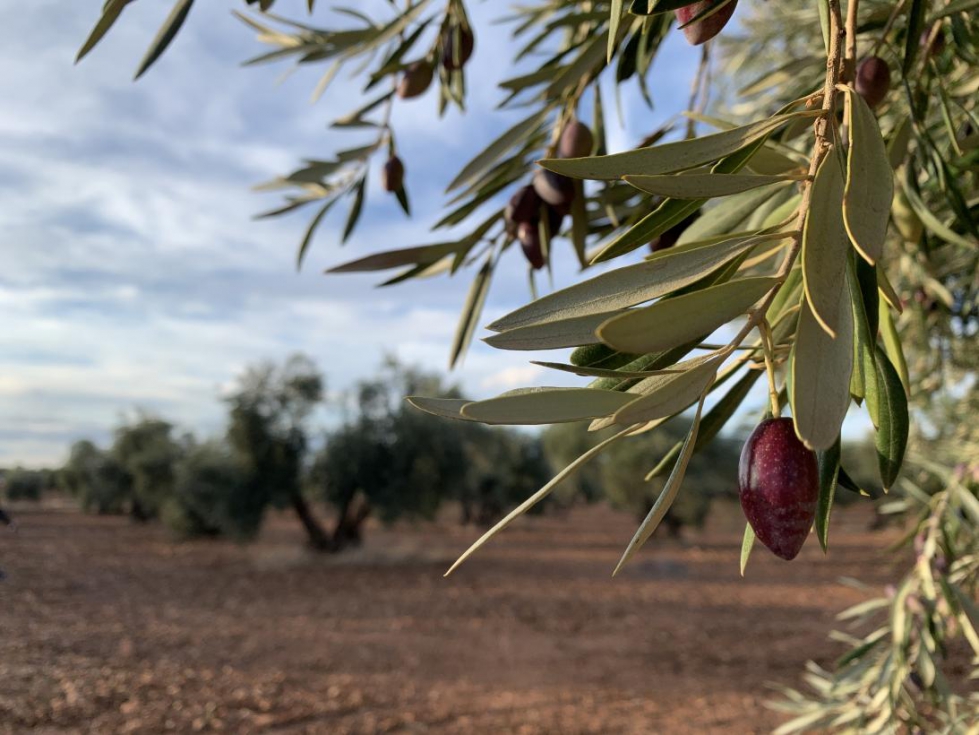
(290, 491, 333, 551)
(330, 493, 371, 552)
(130, 497, 152, 523)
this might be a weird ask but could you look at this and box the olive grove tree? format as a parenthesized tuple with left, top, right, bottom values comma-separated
(75, 0, 978, 729)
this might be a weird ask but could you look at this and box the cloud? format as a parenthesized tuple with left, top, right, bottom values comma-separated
(0, 2, 697, 466)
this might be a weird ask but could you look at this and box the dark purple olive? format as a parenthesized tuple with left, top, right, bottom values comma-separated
(545, 203, 564, 236)
(517, 221, 545, 270)
(920, 24, 946, 58)
(676, 0, 738, 46)
(558, 121, 594, 159)
(533, 169, 575, 209)
(648, 211, 699, 253)
(440, 25, 475, 71)
(396, 61, 434, 99)
(738, 418, 819, 561)
(381, 156, 404, 193)
(505, 185, 542, 236)
(855, 56, 891, 109)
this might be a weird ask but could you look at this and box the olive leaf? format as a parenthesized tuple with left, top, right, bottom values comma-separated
(597, 277, 779, 354)
(444, 425, 638, 576)
(623, 172, 799, 199)
(489, 233, 778, 332)
(802, 150, 850, 338)
(405, 397, 477, 421)
(76, 0, 133, 63)
(815, 437, 841, 553)
(450, 255, 495, 368)
(135, 0, 196, 80)
(326, 242, 461, 273)
(848, 257, 880, 423)
(646, 367, 762, 480)
(791, 296, 854, 452)
(460, 388, 637, 425)
(874, 348, 909, 490)
(484, 311, 617, 351)
(842, 88, 893, 265)
(611, 389, 707, 575)
(446, 107, 551, 192)
(610, 354, 722, 426)
(676, 184, 790, 246)
(540, 111, 820, 181)
(740, 523, 756, 577)
(879, 300, 910, 395)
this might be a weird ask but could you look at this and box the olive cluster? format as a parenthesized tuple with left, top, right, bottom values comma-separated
(505, 121, 594, 269)
(381, 23, 478, 199)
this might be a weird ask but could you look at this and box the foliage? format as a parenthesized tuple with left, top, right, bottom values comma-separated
(602, 420, 739, 534)
(75, 0, 979, 575)
(773, 464, 979, 734)
(65, 0, 979, 728)
(540, 422, 606, 506)
(312, 359, 552, 545)
(213, 353, 325, 543)
(59, 440, 132, 515)
(162, 440, 251, 540)
(112, 416, 185, 520)
(1, 468, 48, 502)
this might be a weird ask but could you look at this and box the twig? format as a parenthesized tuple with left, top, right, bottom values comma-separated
(723, 0, 845, 357)
(844, 0, 859, 83)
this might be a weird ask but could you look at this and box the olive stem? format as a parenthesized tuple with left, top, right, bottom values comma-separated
(722, 0, 844, 361)
(843, 0, 859, 83)
(758, 319, 781, 419)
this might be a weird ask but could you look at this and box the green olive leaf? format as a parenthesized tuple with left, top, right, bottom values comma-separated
(612, 389, 707, 575)
(405, 397, 477, 421)
(597, 277, 779, 354)
(623, 172, 798, 199)
(489, 233, 781, 332)
(802, 150, 850, 338)
(610, 354, 722, 426)
(815, 437, 841, 553)
(460, 388, 637, 425)
(444, 425, 636, 576)
(539, 111, 819, 181)
(842, 88, 893, 265)
(484, 311, 616, 351)
(791, 295, 854, 452)
(874, 347, 909, 490)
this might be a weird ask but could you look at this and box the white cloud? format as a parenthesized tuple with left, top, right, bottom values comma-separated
(0, 3, 698, 466)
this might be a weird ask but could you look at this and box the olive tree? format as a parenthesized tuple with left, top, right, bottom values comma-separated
(74, 0, 978, 728)
(60, 439, 131, 515)
(224, 353, 329, 545)
(112, 416, 185, 521)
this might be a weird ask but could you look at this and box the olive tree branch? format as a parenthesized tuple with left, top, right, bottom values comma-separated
(722, 0, 844, 359)
(844, 0, 859, 83)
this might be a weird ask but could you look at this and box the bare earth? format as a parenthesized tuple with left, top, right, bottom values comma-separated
(0, 502, 903, 734)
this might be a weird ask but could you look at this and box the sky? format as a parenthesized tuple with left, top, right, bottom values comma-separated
(0, 1, 705, 466)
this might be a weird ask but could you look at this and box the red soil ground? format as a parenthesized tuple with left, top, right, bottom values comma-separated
(0, 502, 904, 734)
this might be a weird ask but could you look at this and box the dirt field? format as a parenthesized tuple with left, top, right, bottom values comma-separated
(0, 502, 905, 734)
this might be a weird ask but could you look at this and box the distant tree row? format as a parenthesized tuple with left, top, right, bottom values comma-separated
(5, 354, 884, 550)
(55, 355, 553, 551)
